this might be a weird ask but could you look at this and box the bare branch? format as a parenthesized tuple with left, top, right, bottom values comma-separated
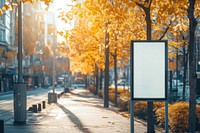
(159, 21, 172, 40)
(135, 2, 145, 10)
(149, 0, 153, 8)
(109, 51, 114, 57)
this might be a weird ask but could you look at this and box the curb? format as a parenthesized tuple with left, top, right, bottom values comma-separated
(0, 91, 13, 96)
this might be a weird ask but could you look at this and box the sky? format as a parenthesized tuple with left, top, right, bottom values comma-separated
(54, 0, 73, 42)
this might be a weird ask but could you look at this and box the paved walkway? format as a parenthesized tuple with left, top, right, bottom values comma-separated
(4, 89, 155, 133)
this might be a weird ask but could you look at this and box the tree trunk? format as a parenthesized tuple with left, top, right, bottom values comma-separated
(145, 5, 155, 133)
(188, 0, 197, 132)
(182, 44, 188, 101)
(95, 63, 99, 95)
(104, 22, 110, 108)
(114, 49, 118, 107)
(99, 69, 103, 90)
(176, 48, 179, 100)
(169, 71, 173, 94)
(84, 74, 88, 89)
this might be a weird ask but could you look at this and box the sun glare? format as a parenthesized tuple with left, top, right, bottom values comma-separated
(54, 0, 73, 43)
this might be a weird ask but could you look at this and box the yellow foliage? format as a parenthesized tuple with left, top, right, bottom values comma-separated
(0, 9, 3, 16)
(6, 51, 17, 60)
(154, 102, 165, 111)
(134, 102, 147, 120)
(0, 48, 3, 53)
(168, 102, 189, 132)
(39, 0, 53, 3)
(156, 106, 166, 127)
(2, 4, 9, 10)
(0, 0, 53, 16)
(197, 105, 200, 123)
(156, 102, 200, 132)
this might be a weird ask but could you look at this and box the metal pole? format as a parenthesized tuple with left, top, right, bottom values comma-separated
(52, 46, 55, 93)
(165, 100, 168, 133)
(14, 1, 27, 125)
(130, 100, 134, 133)
(18, 1, 23, 83)
(52, 12, 56, 94)
(47, 7, 57, 104)
(0, 120, 4, 133)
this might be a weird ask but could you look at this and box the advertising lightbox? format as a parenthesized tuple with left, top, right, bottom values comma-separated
(130, 40, 168, 101)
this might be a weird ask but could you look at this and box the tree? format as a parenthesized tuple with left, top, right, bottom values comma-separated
(58, 0, 138, 107)
(58, 0, 200, 131)
(0, 0, 53, 16)
(0, 50, 17, 72)
(40, 45, 54, 75)
(23, 3, 37, 57)
(187, 0, 198, 132)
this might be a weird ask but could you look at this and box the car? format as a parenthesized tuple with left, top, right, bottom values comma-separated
(57, 77, 64, 85)
(71, 83, 85, 89)
(197, 97, 200, 104)
(109, 79, 129, 90)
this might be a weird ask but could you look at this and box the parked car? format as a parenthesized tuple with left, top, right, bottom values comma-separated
(57, 77, 64, 85)
(197, 97, 200, 104)
(71, 83, 85, 89)
(109, 79, 129, 90)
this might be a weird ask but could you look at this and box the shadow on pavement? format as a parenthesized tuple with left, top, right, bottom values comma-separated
(56, 103, 92, 133)
(68, 90, 119, 113)
(69, 90, 98, 99)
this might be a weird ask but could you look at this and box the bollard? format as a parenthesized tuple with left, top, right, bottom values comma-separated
(32, 104, 37, 113)
(27, 107, 33, 112)
(48, 93, 57, 104)
(42, 101, 46, 109)
(64, 87, 69, 93)
(0, 119, 4, 133)
(38, 103, 42, 112)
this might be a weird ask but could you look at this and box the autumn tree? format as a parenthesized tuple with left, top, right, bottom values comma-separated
(53, 0, 200, 131)
(0, 50, 17, 72)
(187, 0, 199, 132)
(58, 0, 140, 107)
(40, 45, 53, 75)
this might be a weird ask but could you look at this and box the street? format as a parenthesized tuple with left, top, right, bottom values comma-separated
(0, 86, 63, 122)
(0, 87, 161, 133)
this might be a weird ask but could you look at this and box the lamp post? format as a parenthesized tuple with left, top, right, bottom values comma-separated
(47, 7, 57, 104)
(13, 1, 27, 125)
(52, 21, 56, 94)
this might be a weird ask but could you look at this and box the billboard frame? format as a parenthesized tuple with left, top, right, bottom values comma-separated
(130, 40, 168, 101)
(130, 40, 168, 133)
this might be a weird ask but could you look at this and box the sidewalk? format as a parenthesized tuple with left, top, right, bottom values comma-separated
(4, 89, 154, 133)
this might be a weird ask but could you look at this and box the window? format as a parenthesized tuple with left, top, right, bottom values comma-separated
(0, 0, 5, 7)
(0, 29, 5, 42)
(0, 14, 5, 25)
(0, 0, 5, 24)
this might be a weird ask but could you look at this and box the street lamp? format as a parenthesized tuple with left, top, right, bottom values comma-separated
(46, 2, 58, 104)
(13, 1, 27, 125)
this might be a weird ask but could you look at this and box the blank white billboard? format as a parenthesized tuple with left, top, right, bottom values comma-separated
(131, 41, 167, 100)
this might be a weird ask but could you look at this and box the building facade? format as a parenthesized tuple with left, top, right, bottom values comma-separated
(0, 0, 17, 92)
